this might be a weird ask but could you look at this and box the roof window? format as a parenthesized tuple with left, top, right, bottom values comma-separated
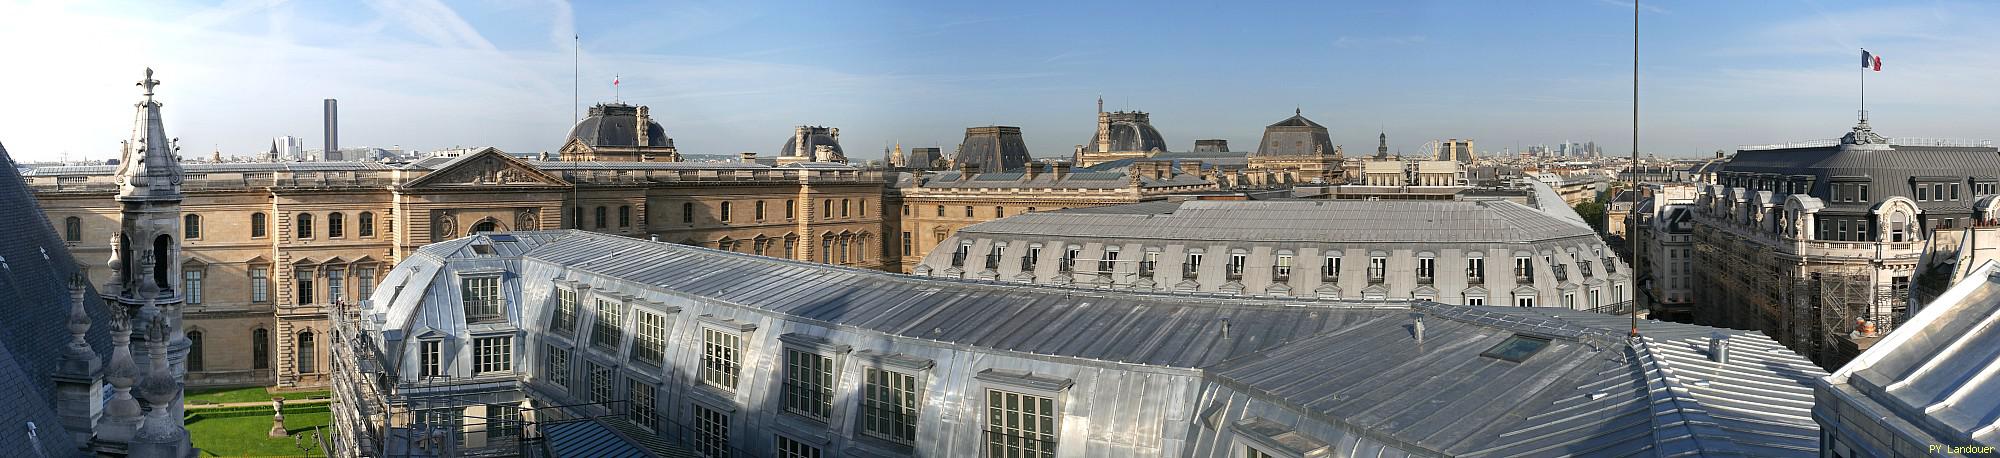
(1481, 334, 1552, 362)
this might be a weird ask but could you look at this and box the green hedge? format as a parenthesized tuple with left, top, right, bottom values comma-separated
(185, 403, 331, 423)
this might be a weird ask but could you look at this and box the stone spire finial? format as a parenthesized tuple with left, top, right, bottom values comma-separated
(97, 299, 142, 444)
(65, 273, 91, 355)
(137, 67, 160, 101)
(132, 311, 192, 454)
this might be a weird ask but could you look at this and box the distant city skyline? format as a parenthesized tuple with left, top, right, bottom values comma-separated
(4, 0, 1999, 162)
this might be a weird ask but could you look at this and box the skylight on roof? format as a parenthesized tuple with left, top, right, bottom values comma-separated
(470, 243, 494, 255)
(1481, 334, 1552, 363)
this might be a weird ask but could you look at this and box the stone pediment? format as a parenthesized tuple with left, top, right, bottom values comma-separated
(404, 147, 569, 189)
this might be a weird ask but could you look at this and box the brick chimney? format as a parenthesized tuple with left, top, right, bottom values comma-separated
(1177, 161, 1203, 177)
(1050, 161, 1071, 180)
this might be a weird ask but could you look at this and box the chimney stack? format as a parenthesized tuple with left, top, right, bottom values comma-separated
(1050, 161, 1071, 179)
(1411, 312, 1426, 343)
(1022, 162, 1044, 181)
(959, 163, 981, 180)
(1178, 161, 1203, 177)
(1708, 332, 1730, 363)
(739, 152, 757, 163)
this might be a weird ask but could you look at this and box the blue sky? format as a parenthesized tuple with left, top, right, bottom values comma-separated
(3, 0, 1998, 162)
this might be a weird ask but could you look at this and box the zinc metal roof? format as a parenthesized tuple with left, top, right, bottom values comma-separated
(954, 199, 1595, 244)
(23, 161, 395, 176)
(390, 228, 1826, 456)
(1823, 259, 2000, 448)
(0, 142, 116, 454)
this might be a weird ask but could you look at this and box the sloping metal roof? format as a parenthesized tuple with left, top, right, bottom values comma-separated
(385, 228, 1823, 456)
(953, 199, 1594, 244)
(24, 161, 395, 176)
(1822, 259, 2000, 449)
(915, 169, 1209, 190)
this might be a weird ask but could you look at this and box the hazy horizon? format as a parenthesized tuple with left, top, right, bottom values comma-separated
(4, 0, 1998, 163)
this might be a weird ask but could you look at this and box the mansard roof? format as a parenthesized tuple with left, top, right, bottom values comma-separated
(0, 141, 114, 453)
(376, 229, 1824, 455)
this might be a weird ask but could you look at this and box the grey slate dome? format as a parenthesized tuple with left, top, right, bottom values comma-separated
(567, 103, 673, 148)
(778, 126, 845, 162)
(1083, 111, 1168, 153)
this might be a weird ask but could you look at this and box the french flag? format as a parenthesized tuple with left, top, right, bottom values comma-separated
(1863, 50, 1882, 72)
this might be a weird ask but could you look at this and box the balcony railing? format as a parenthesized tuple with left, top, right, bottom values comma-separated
(1553, 265, 1569, 282)
(1586, 300, 1637, 315)
(1226, 266, 1245, 281)
(1273, 267, 1291, 281)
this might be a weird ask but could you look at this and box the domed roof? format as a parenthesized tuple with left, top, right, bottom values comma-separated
(1084, 111, 1168, 153)
(1254, 110, 1335, 157)
(567, 103, 673, 148)
(779, 126, 845, 162)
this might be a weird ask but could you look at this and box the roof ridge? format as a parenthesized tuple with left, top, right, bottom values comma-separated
(1630, 338, 1753, 456)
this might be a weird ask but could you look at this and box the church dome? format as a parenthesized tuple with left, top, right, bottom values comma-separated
(567, 103, 673, 148)
(1084, 111, 1168, 153)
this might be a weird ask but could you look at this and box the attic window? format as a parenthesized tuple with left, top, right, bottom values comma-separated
(470, 243, 494, 255)
(1481, 334, 1551, 363)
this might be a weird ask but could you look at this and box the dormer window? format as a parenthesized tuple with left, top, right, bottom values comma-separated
(461, 276, 502, 322)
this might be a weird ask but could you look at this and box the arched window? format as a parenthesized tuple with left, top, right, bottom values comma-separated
(841, 199, 851, 218)
(251, 212, 268, 238)
(296, 330, 316, 374)
(595, 206, 607, 229)
(153, 235, 171, 290)
(619, 205, 632, 227)
(358, 212, 375, 237)
(682, 202, 695, 223)
(63, 216, 80, 242)
(327, 213, 345, 238)
(823, 200, 832, 219)
(755, 201, 767, 220)
(183, 214, 201, 239)
(785, 200, 796, 219)
(472, 220, 497, 233)
(187, 330, 204, 371)
(253, 328, 270, 370)
(297, 213, 314, 238)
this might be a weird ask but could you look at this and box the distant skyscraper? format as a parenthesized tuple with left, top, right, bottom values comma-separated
(323, 99, 340, 161)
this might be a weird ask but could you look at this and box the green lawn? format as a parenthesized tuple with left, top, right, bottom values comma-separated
(189, 411, 333, 457)
(187, 386, 331, 405)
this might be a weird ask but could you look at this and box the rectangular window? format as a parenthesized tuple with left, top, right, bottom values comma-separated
(634, 313, 668, 365)
(1859, 183, 1869, 201)
(1246, 445, 1276, 458)
(777, 435, 822, 458)
(901, 232, 913, 256)
(251, 267, 269, 303)
(553, 288, 578, 335)
(1516, 296, 1535, 307)
(1839, 220, 1849, 241)
(183, 270, 203, 304)
(1935, 184, 1946, 201)
(985, 389, 1058, 458)
(620, 206, 632, 227)
(995, 206, 1005, 218)
(695, 405, 731, 458)
(297, 274, 314, 305)
(1467, 296, 1485, 306)
(488, 404, 521, 439)
(1514, 257, 1533, 278)
(784, 349, 834, 420)
(964, 206, 974, 217)
(543, 344, 569, 388)
(937, 205, 946, 217)
(1918, 186, 1930, 201)
(862, 368, 919, 444)
(420, 340, 442, 378)
(1467, 257, 1485, 281)
(591, 299, 623, 350)
(1274, 255, 1293, 279)
(473, 336, 512, 374)
(629, 380, 658, 431)
(462, 276, 501, 320)
(326, 268, 344, 304)
(702, 328, 743, 390)
(1952, 183, 1961, 200)
(1417, 257, 1435, 280)
(588, 363, 613, 405)
(1099, 247, 1119, 273)
(357, 267, 376, 298)
(1323, 257, 1340, 279)
(1368, 257, 1387, 281)
(1227, 253, 1247, 277)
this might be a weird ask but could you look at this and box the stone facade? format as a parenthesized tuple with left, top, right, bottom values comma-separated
(890, 162, 1216, 272)
(33, 147, 889, 388)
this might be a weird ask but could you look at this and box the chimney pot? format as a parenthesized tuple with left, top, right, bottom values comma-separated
(1708, 332, 1730, 363)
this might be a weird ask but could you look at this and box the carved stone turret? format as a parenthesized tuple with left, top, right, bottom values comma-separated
(129, 313, 192, 457)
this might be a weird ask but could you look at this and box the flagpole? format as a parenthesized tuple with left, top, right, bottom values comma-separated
(1861, 48, 1866, 122)
(574, 34, 580, 123)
